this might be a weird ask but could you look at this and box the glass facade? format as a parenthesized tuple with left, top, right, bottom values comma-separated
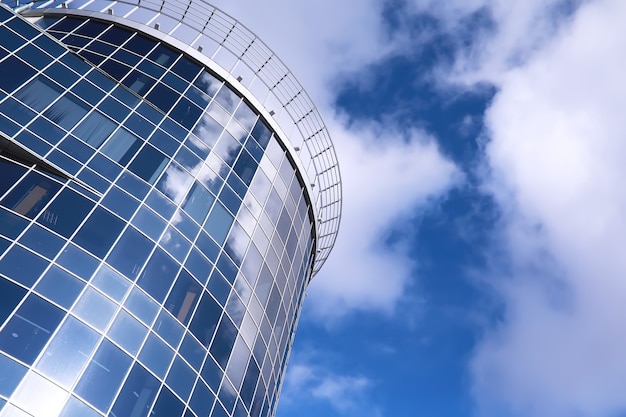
(0, 3, 340, 417)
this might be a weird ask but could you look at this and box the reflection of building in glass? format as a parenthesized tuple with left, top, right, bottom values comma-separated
(0, 1, 341, 416)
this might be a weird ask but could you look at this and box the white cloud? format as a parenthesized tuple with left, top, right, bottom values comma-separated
(280, 360, 371, 414)
(466, 0, 626, 416)
(307, 116, 459, 317)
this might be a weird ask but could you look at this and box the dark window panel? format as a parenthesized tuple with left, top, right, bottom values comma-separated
(137, 246, 178, 303)
(0, 294, 64, 364)
(110, 363, 159, 417)
(106, 226, 153, 280)
(73, 206, 125, 258)
(36, 188, 94, 238)
(189, 291, 221, 347)
(0, 56, 36, 95)
(165, 355, 196, 400)
(166, 269, 202, 325)
(75, 339, 132, 412)
(151, 386, 184, 417)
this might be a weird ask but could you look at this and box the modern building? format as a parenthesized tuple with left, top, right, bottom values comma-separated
(0, 0, 340, 416)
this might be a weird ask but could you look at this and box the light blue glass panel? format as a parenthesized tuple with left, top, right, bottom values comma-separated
(92, 265, 130, 302)
(107, 309, 147, 356)
(0, 353, 27, 397)
(72, 286, 117, 331)
(204, 201, 233, 244)
(138, 332, 173, 378)
(35, 316, 99, 388)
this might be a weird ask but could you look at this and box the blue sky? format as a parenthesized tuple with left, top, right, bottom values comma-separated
(211, 1, 626, 416)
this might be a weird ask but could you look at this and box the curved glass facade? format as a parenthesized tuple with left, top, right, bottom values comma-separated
(0, 4, 338, 417)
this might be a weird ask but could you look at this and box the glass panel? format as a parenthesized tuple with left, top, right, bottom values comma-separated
(137, 246, 178, 303)
(0, 277, 27, 326)
(35, 316, 99, 388)
(110, 362, 159, 417)
(73, 206, 125, 258)
(204, 202, 233, 244)
(138, 332, 173, 378)
(124, 286, 158, 326)
(11, 371, 67, 417)
(0, 294, 64, 364)
(107, 308, 147, 356)
(106, 227, 153, 279)
(189, 291, 221, 347)
(44, 92, 91, 131)
(128, 144, 168, 184)
(0, 353, 27, 397)
(35, 265, 84, 309)
(1, 171, 61, 219)
(131, 205, 166, 241)
(151, 386, 184, 417)
(101, 128, 141, 165)
(0, 245, 49, 287)
(36, 188, 94, 238)
(59, 396, 101, 417)
(15, 76, 63, 112)
(72, 286, 117, 331)
(57, 243, 99, 279)
(102, 186, 140, 220)
(165, 269, 201, 325)
(75, 339, 132, 412)
(153, 309, 184, 348)
(165, 355, 195, 400)
(182, 182, 214, 224)
(92, 265, 130, 302)
(73, 110, 117, 147)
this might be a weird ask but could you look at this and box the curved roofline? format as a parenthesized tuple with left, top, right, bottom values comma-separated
(22, 0, 342, 276)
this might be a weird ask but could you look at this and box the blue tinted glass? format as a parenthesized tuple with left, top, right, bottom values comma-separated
(76, 168, 110, 194)
(16, 130, 51, 155)
(189, 291, 221, 347)
(149, 128, 179, 156)
(165, 355, 195, 400)
(129, 144, 168, 184)
(101, 128, 141, 165)
(183, 182, 214, 224)
(151, 386, 184, 417)
(179, 333, 205, 370)
(102, 186, 139, 220)
(73, 111, 117, 147)
(19, 224, 64, 259)
(241, 359, 260, 407)
(15, 76, 63, 112)
(189, 380, 214, 417)
(98, 96, 129, 123)
(35, 316, 99, 388)
(172, 58, 201, 82)
(218, 379, 237, 411)
(0, 294, 64, 364)
(88, 153, 122, 181)
(30, 117, 66, 146)
(57, 244, 99, 279)
(200, 355, 222, 392)
(173, 209, 199, 241)
(170, 98, 202, 130)
(205, 202, 234, 244)
(160, 226, 190, 262)
(0, 159, 27, 198)
(166, 269, 201, 325)
(184, 248, 213, 285)
(207, 272, 231, 306)
(111, 363, 159, 417)
(0, 245, 49, 287)
(0, 97, 36, 126)
(73, 207, 125, 258)
(124, 286, 158, 325)
(72, 286, 116, 331)
(1, 171, 61, 219)
(210, 315, 237, 368)
(146, 189, 176, 219)
(154, 310, 184, 348)
(0, 277, 27, 326)
(0, 353, 27, 397)
(0, 56, 36, 94)
(137, 246, 178, 303)
(35, 266, 84, 309)
(122, 69, 155, 94)
(251, 119, 272, 148)
(106, 227, 153, 279)
(37, 188, 94, 237)
(107, 309, 147, 355)
(47, 150, 81, 175)
(131, 205, 166, 241)
(76, 339, 132, 412)
(72, 79, 104, 106)
(162, 72, 187, 93)
(147, 82, 180, 113)
(0, 207, 28, 239)
(59, 396, 101, 417)
(116, 172, 149, 199)
(92, 265, 130, 302)
(138, 332, 173, 378)
(44, 92, 90, 130)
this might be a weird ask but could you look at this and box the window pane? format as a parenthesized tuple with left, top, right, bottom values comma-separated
(1, 171, 61, 219)
(110, 363, 159, 417)
(34, 265, 84, 309)
(36, 188, 94, 238)
(73, 207, 125, 258)
(0, 294, 64, 364)
(75, 339, 132, 412)
(35, 316, 99, 388)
